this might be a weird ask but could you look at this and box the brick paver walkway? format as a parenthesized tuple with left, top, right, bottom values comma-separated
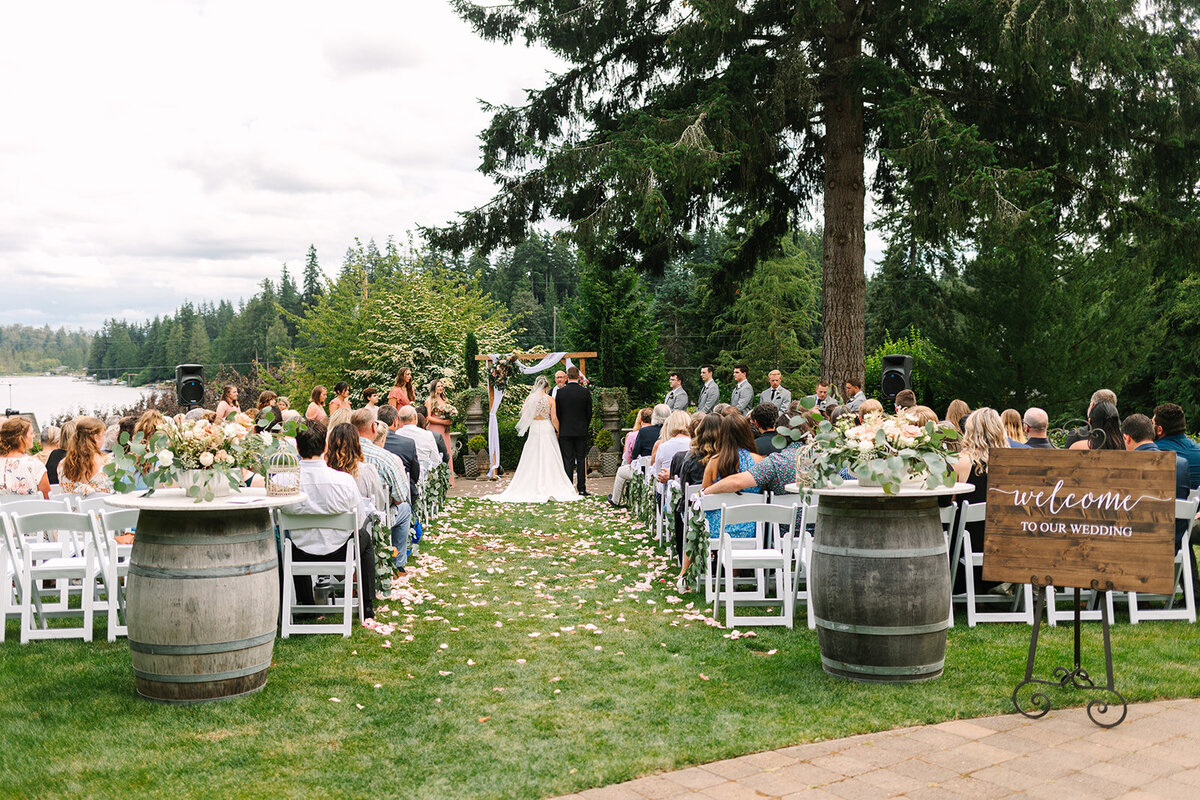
(551, 699, 1200, 800)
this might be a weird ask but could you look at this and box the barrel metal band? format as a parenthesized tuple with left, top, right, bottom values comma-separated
(820, 655, 945, 676)
(129, 630, 276, 655)
(814, 616, 950, 636)
(133, 662, 271, 684)
(810, 543, 946, 559)
(128, 558, 277, 580)
(136, 529, 270, 546)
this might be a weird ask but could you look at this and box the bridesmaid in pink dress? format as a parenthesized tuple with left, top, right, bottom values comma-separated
(425, 379, 455, 487)
(387, 368, 415, 410)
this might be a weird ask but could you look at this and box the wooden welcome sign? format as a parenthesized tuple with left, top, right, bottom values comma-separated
(982, 449, 1176, 593)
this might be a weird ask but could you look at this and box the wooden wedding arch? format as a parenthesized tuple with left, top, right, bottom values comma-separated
(475, 352, 597, 410)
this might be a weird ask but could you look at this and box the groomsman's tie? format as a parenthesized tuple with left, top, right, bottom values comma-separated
(771, 389, 777, 403)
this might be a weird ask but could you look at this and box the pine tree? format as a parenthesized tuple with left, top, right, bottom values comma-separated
(188, 322, 211, 365)
(302, 245, 323, 309)
(437, 1, 1200, 393)
(463, 330, 480, 388)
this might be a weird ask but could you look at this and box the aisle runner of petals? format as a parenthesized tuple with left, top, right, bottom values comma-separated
(359, 498, 743, 644)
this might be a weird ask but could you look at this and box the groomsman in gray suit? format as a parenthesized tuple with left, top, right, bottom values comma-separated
(730, 365, 754, 415)
(696, 365, 719, 413)
(664, 371, 689, 410)
(760, 370, 792, 410)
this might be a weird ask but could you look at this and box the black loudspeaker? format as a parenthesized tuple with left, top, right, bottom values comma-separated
(176, 364, 206, 408)
(880, 354, 913, 400)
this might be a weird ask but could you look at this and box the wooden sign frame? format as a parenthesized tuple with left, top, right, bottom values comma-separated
(981, 449, 1176, 594)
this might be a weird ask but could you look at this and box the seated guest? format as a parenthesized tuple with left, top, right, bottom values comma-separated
(651, 410, 692, 478)
(1065, 388, 1117, 448)
(1153, 403, 1200, 488)
(376, 405, 420, 507)
(857, 398, 883, 422)
(1123, 412, 1189, 499)
(396, 405, 442, 478)
(214, 385, 240, 422)
(45, 419, 74, 485)
(36, 425, 60, 465)
(277, 397, 291, 413)
(676, 414, 762, 586)
(0, 417, 50, 498)
(329, 382, 353, 414)
(909, 405, 939, 427)
(953, 408, 1008, 591)
(894, 389, 916, 412)
(327, 408, 354, 439)
(1022, 408, 1056, 448)
(326, 422, 387, 528)
(59, 416, 113, 496)
(1069, 401, 1124, 451)
(750, 403, 781, 456)
(353, 407, 414, 575)
(1001, 408, 1031, 448)
(712, 402, 731, 416)
(284, 420, 375, 621)
(623, 408, 651, 465)
(416, 408, 451, 468)
(608, 404, 669, 507)
(944, 399, 970, 434)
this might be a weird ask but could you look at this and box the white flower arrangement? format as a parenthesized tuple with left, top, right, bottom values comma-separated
(104, 413, 297, 501)
(811, 410, 960, 493)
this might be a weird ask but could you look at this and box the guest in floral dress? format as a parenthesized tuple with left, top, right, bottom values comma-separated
(59, 416, 113, 496)
(702, 413, 764, 537)
(0, 417, 50, 498)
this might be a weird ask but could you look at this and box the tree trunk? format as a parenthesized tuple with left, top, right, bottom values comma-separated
(821, 1, 866, 399)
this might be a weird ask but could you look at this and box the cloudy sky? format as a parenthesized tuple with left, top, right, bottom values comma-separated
(1, 1, 882, 332)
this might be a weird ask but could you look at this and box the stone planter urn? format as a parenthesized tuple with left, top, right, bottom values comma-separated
(474, 449, 491, 478)
(465, 394, 486, 441)
(462, 451, 479, 478)
(599, 450, 621, 477)
(587, 445, 602, 477)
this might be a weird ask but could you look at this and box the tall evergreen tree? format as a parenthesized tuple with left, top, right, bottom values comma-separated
(436, 0, 1200, 393)
(302, 245, 323, 308)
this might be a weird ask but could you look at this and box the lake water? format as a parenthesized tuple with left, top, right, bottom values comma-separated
(0, 375, 155, 427)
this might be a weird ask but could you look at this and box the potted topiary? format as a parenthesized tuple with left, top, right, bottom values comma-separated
(595, 428, 619, 476)
(467, 435, 488, 479)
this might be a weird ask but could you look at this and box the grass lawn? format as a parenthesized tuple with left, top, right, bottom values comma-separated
(3, 497, 1199, 799)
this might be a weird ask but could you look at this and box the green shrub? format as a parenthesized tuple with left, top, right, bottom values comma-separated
(498, 421, 523, 470)
(467, 435, 487, 453)
(594, 428, 614, 451)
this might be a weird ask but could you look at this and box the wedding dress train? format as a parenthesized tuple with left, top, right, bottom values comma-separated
(486, 414, 581, 504)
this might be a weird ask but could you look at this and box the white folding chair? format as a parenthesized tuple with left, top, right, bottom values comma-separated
(768, 493, 817, 629)
(941, 500, 959, 627)
(1128, 498, 1199, 623)
(713, 503, 795, 628)
(91, 508, 138, 641)
(698, 492, 767, 603)
(1, 497, 78, 555)
(277, 510, 363, 638)
(4, 510, 97, 643)
(955, 501, 1035, 626)
(72, 494, 119, 515)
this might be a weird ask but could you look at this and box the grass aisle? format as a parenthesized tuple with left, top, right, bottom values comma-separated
(3, 497, 1200, 799)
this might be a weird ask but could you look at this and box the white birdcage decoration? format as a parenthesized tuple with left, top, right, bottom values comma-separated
(266, 449, 301, 496)
(795, 441, 817, 489)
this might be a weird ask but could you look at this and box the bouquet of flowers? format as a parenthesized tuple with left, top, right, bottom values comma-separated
(488, 354, 520, 391)
(809, 410, 959, 493)
(104, 413, 297, 502)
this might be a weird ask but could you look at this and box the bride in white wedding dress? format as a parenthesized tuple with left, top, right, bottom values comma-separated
(486, 377, 582, 504)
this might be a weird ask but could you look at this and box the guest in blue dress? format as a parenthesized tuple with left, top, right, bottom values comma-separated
(703, 414, 764, 537)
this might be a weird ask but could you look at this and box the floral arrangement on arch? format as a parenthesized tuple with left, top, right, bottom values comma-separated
(488, 353, 520, 391)
(809, 409, 959, 493)
(103, 413, 296, 502)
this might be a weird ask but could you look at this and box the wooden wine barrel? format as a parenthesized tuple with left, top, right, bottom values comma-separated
(125, 505, 279, 703)
(811, 493, 951, 683)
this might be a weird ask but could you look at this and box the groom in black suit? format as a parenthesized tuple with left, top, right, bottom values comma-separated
(555, 366, 592, 495)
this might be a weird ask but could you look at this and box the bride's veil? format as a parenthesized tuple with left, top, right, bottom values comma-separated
(517, 376, 550, 436)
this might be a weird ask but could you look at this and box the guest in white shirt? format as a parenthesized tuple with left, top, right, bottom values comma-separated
(284, 420, 377, 620)
(652, 410, 692, 479)
(396, 405, 442, 478)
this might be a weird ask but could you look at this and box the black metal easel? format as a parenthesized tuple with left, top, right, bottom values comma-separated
(1011, 578, 1128, 728)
